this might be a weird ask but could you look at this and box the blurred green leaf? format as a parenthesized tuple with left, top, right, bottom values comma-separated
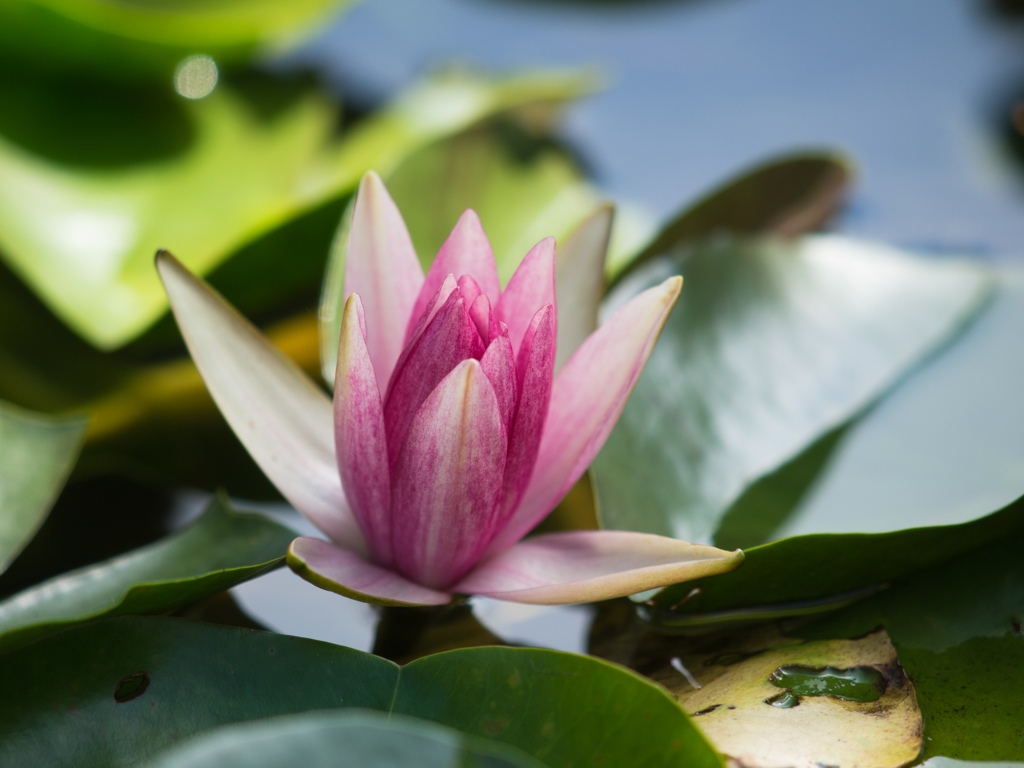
(606, 152, 851, 280)
(390, 123, 602, 282)
(144, 710, 545, 768)
(0, 496, 294, 652)
(0, 0, 355, 80)
(0, 247, 317, 497)
(592, 235, 991, 545)
(797, 509, 1024, 760)
(0, 83, 338, 349)
(0, 616, 722, 768)
(644, 492, 1024, 624)
(0, 400, 85, 573)
(0, 69, 596, 350)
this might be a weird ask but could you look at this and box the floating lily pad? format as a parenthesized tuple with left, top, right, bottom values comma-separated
(593, 235, 991, 545)
(649, 628, 922, 768)
(0, 496, 295, 652)
(769, 268, 1024, 540)
(0, 616, 723, 768)
(143, 710, 545, 768)
(0, 70, 595, 349)
(0, 400, 85, 573)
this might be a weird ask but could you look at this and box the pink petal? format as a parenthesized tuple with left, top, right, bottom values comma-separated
(345, 171, 425, 392)
(334, 295, 394, 567)
(288, 537, 451, 607)
(408, 209, 500, 340)
(388, 273, 458, 393)
(555, 205, 612, 372)
(457, 275, 483, 311)
(497, 304, 555, 524)
(383, 289, 486, 468)
(496, 237, 557, 356)
(156, 252, 365, 554)
(456, 531, 742, 605)
(479, 326, 517, 436)
(469, 294, 499, 346)
(411, 274, 459, 347)
(391, 360, 508, 589)
(487, 276, 683, 555)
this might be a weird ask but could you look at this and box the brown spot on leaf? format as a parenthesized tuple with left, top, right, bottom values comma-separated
(482, 718, 509, 735)
(114, 671, 150, 703)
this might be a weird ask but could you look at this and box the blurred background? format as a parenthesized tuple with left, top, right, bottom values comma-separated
(295, 0, 1024, 255)
(1, 0, 1023, 656)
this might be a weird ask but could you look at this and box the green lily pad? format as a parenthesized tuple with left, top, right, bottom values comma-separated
(764, 268, 1024, 540)
(0, 616, 722, 768)
(0, 69, 596, 350)
(592, 235, 991, 545)
(0, 400, 85, 573)
(143, 710, 545, 768)
(644, 492, 1024, 622)
(318, 118, 649, 381)
(0, 0, 355, 80)
(797, 507, 1024, 760)
(0, 496, 295, 652)
(606, 152, 851, 280)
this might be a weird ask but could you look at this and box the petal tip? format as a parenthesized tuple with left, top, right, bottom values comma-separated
(154, 248, 186, 282)
(153, 248, 173, 269)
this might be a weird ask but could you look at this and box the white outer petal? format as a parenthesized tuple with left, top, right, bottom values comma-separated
(555, 204, 612, 373)
(157, 251, 365, 554)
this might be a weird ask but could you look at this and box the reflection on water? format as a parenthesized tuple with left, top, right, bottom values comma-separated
(232, 566, 379, 651)
(472, 597, 592, 654)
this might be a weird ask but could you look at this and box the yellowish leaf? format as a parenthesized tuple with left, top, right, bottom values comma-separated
(652, 627, 922, 768)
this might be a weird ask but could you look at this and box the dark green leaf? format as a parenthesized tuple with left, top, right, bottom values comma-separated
(0, 496, 294, 652)
(645, 492, 1024, 622)
(796, 510, 1024, 760)
(592, 235, 991, 545)
(606, 152, 850, 280)
(144, 710, 544, 768)
(0, 615, 722, 768)
(394, 647, 722, 768)
(0, 400, 85, 573)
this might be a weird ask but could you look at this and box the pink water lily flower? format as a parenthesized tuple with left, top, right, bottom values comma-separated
(157, 172, 742, 607)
